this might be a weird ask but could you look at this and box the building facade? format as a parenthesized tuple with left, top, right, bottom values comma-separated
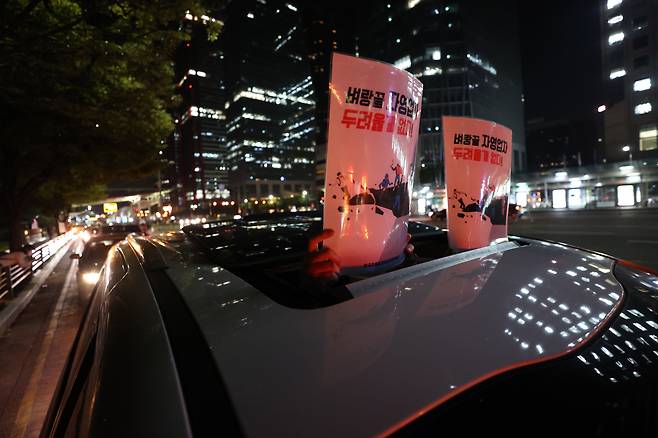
(601, 0, 658, 162)
(221, 0, 317, 211)
(164, 11, 230, 215)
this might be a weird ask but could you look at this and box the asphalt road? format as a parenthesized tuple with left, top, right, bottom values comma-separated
(508, 208, 658, 271)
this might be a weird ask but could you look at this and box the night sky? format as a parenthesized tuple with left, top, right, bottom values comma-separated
(520, 0, 604, 122)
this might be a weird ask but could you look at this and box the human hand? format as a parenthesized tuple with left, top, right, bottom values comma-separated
(305, 229, 341, 280)
(404, 233, 414, 255)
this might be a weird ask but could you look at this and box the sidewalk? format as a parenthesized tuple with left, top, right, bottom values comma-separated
(0, 239, 83, 438)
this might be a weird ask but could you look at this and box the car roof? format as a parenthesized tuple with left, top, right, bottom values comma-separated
(131, 227, 624, 437)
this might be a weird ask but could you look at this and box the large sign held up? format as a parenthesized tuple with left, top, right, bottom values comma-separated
(323, 53, 423, 271)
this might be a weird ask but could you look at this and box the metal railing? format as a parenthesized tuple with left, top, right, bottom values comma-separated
(0, 232, 74, 304)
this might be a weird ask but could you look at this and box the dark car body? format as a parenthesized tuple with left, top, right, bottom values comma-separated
(44, 213, 658, 437)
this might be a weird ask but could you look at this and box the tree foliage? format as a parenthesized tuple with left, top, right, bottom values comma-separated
(0, 0, 208, 249)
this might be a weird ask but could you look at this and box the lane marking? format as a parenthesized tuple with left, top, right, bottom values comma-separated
(9, 243, 79, 438)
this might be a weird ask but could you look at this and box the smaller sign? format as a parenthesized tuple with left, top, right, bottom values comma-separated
(103, 202, 118, 214)
(443, 116, 512, 250)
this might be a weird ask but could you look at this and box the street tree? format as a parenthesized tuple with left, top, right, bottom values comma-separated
(0, 0, 216, 250)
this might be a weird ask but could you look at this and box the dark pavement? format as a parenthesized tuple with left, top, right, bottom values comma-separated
(0, 240, 82, 438)
(509, 208, 658, 271)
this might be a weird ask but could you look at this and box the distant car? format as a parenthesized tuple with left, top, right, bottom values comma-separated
(70, 226, 144, 301)
(45, 212, 658, 437)
(508, 203, 526, 222)
(431, 202, 524, 224)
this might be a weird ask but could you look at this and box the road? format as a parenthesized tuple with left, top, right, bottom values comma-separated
(0, 239, 83, 438)
(508, 208, 658, 271)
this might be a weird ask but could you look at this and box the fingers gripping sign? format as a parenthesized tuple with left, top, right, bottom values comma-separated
(306, 229, 342, 280)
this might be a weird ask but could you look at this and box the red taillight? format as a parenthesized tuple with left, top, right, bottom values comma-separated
(617, 259, 658, 277)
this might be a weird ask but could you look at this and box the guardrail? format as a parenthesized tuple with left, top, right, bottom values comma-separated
(0, 232, 74, 304)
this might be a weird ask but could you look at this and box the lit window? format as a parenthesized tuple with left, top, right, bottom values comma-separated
(425, 47, 441, 60)
(633, 78, 651, 91)
(608, 32, 624, 45)
(394, 55, 411, 70)
(617, 185, 634, 206)
(552, 189, 567, 209)
(634, 103, 652, 115)
(607, 0, 622, 9)
(639, 126, 658, 151)
(607, 15, 623, 24)
(609, 68, 626, 79)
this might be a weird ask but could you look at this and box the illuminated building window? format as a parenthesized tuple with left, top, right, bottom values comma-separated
(467, 53, 497, 75)
(394, 55, 411, 70)
(634, 102, 652, 115)
(639, 126, 658, 151)
(607, 15, 623, 24)
(609, 68, 626, 79)
(607, 0, 622, 9)
(617, 185, 634, 206)
(633, 78, 651, 92)
(426, 47, 441, 60)
(608, 32, 624, 45)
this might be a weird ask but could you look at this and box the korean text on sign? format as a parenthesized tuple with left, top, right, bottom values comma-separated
(340, 109, 414, 137)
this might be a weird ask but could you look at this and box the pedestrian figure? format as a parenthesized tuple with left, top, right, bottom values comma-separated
(391, 162, 403, 186)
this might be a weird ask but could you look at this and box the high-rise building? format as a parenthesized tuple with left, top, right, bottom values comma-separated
(164, 11, 230, 215)
(526, 118, 597, 171)
(221, 1, 317, 209)
(363, 0, 526, 181)
(307, 0, 526, 199)
(601, 0, 658, 162)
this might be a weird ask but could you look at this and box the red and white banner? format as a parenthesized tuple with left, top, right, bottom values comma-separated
(323, 53, 423, 270)
(442, 116, 512, 250)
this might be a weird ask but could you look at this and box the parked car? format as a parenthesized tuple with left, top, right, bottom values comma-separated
(45, 212, 658, 437)
(508, 202, 526, 222)
(429, 202, 524, 224)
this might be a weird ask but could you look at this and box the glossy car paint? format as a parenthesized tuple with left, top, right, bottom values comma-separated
(150, 233, 624, 438)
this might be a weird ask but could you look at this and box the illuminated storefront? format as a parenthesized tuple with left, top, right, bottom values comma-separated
(510, 159, 658, 209)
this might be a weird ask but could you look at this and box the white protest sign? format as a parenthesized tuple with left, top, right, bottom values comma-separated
(442, 116, 512, 250)
(323, 53, 423, 270)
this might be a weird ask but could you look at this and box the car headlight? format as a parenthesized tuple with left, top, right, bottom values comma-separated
(82, 271, 100, 284)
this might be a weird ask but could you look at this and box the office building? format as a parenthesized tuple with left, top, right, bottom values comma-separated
(221, 1, 317, 209)
(601, 0, 658, 162)
(164, 11, 230, 214)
